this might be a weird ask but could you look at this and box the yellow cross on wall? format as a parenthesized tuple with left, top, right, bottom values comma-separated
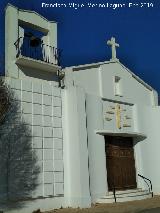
(105, 104, 132, 129)
(115, 104, 121, 129)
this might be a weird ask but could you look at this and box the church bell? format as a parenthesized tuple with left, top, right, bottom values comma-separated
(24, 32, 41, 47)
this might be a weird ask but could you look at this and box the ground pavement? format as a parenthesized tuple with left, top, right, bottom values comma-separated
(44, 196, 160, 213)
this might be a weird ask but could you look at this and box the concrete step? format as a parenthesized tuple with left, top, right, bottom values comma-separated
(108, 188, 143, 196)
(96, 189, 152, 204)
(107, 189, 144, 197)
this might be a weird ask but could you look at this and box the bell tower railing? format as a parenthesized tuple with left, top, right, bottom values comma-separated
(14, 37, 61, 66)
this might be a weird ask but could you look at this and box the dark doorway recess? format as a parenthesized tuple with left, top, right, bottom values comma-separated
(105, 136, 137, 191)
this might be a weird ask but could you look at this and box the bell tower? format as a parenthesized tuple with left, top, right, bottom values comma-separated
(5, 4, 60, 80)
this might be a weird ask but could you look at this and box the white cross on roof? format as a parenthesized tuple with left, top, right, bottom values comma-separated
(107, 37, 119, 61)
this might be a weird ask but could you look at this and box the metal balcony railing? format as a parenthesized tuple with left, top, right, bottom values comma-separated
(14, 37, 61, 66)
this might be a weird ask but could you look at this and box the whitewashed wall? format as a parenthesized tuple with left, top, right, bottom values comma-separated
(62, 86, 91, 208)
(6, 77, 64, 198)
(135, 104, 160, 194)
(100, 63, 153, 106)
(85, 94, 107, 202)
(68, 62, 154, 106)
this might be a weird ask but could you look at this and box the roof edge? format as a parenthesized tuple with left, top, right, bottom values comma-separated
(64, 59, 155, 92)
(5, 3, 57, 24)
(118, 62, 154, 92)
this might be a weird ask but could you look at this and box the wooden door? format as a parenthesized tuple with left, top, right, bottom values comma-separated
(105, 136, 137, 191)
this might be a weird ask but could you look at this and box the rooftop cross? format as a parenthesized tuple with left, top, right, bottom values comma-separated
(107, 37, 119, 61)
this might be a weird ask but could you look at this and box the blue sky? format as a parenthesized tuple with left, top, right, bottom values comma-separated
(0, 0, 160, 94)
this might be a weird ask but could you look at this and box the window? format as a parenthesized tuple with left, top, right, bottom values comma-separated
(114, 76, 122, 96)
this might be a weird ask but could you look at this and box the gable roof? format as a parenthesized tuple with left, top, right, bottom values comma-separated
(65, 60, 154, 92)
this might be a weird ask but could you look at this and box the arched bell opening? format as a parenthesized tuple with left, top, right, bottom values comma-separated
(14, 24, 61, 66)
(19, 26, 45, 62)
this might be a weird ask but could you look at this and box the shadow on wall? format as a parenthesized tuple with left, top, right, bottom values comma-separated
(0, 78, 40, 210)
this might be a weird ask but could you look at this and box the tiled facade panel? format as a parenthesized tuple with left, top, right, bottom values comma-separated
(43, 105, 52, 116)
(53, 117, 62, 127)
(22, 102, 32, 114)
(54, 172, 63, 182)
(44, 161, 54, 172)
(54, 183, 64, 195)
(54, 160, 63, 171)
(44, 172, 54, 183)
(44, 138, 54, 148)
(54, 138, 63, 150)
(33, 93, 42, 104)
(44, 184, 54, 196)
(53, 107, 62, 117)
(53, 128, 63, 138)
(43, 94, 52, 106)
(44, 149, 53, 160)
(33, 137, 43, 149)
(22, 91, 32, 102)
(54, 149, 63, 160)
(8, 78, 64, 197)
(33, 104, 42, 115)
(44, 116, 52, 127)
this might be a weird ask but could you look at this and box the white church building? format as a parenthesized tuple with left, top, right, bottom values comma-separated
(2, 4, 160, 213)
